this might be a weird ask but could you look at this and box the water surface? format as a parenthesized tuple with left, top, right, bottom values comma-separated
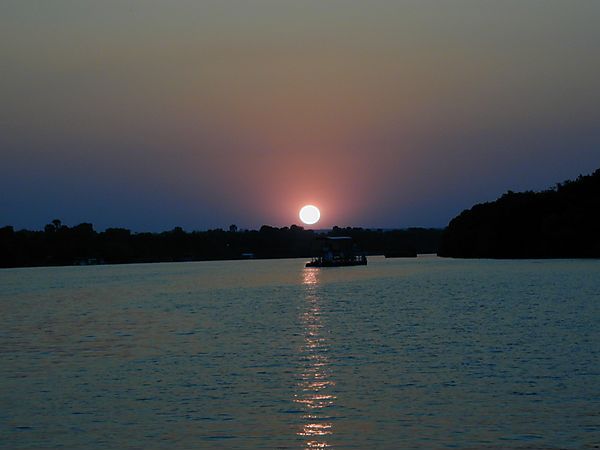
(1, 256, 599, 449)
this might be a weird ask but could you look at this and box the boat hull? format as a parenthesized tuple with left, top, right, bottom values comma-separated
(305, 257, 367, 268)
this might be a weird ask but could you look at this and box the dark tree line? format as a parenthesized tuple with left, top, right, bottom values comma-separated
(0, 221, 442, 268)
(438, 168, 600, 258)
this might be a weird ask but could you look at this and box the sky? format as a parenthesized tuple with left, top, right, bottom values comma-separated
(1, 1, 599, 231)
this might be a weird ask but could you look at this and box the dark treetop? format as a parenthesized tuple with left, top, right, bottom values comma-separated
(0, 222, 441, 269)
(438, 168, 600, 258)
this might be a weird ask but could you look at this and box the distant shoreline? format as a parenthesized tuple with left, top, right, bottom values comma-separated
(0, 225, 442, 269)
(3, 252, 598, 271)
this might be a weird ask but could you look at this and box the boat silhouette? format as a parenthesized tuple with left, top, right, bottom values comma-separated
(306, 236, 367, 267)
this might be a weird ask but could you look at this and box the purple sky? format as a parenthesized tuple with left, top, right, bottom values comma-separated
(1, 1, 599, 231)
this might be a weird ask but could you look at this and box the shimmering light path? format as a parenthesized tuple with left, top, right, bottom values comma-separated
(295, 269, 336, 449)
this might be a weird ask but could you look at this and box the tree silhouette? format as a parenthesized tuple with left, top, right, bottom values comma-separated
(0, 221, 442, 268)
(439, 168, 600, 258)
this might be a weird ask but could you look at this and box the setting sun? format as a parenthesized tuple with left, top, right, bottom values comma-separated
(299, 205, 320, 225)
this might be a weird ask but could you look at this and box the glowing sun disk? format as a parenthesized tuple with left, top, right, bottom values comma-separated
(300, 205, 320, 225)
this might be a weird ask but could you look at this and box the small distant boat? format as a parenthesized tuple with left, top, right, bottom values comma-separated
(306, 236, 367, 268)
(306, 255, 367, 267)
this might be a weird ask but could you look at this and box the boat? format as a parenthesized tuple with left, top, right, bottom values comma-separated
(305, 236, 367, 267)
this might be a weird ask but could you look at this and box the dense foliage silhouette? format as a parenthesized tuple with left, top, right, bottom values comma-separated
(438, 168, 600, 258)
(0, 222, 441, 268)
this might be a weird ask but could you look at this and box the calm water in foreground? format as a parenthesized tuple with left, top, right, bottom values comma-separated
(1, 256, 599, 449)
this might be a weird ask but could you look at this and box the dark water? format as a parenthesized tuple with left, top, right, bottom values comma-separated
(1, 256, 599, 449)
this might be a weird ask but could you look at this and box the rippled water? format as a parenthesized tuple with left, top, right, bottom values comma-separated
(1, 256, 599, 449)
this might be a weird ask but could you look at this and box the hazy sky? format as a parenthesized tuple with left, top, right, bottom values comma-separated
(1, 1, 599, 230)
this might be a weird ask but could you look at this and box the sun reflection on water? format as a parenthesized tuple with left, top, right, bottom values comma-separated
(294, 268, 335, 449)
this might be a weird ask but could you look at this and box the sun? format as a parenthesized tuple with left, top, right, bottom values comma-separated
(299, 205, 320, 225)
